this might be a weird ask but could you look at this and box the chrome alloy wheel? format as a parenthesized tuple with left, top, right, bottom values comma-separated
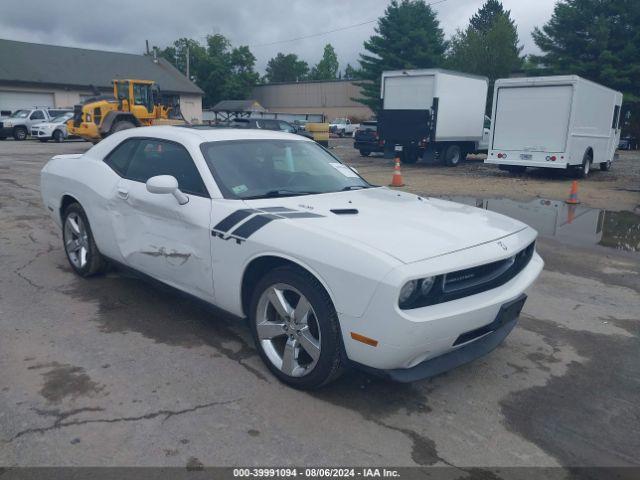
(255, 283, 322, 377)
(63, 212, 89, 269)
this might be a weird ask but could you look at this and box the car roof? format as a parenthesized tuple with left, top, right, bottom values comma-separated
(115, 125, 313, 144)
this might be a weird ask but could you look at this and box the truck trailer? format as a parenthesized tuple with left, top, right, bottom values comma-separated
(485, 75, 623, 178)
(378, 69, 490, 166)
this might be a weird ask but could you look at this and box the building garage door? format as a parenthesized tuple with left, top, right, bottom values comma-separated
(0, 91, 54, 113)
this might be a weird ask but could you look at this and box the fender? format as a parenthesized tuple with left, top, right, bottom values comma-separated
(100, 111, 141, 135)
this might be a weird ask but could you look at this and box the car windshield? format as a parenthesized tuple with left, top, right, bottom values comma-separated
(10, 110, 29, 118)
(201, 139, 370, 199)
(51, 113, 72, 123)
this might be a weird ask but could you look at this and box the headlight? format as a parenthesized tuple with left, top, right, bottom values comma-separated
(4, 121, 12, 127)
(399, 276, 437, 309)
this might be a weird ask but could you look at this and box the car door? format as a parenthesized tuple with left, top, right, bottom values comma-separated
(107, 137, 214, 300)
(28, 109, 46, 130)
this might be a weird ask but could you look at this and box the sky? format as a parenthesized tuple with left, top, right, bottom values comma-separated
(0, 0, 558, 73)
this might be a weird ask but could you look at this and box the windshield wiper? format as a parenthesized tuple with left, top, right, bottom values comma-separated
(244, 190, 320, 200)
(341, 185, 369, 191)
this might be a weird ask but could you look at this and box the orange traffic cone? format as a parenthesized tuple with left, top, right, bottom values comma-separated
(565, 180, 580, 204)
(390, 157, 405, 187)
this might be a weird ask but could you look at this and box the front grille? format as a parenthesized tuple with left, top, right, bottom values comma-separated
(403, 241, 535, 309)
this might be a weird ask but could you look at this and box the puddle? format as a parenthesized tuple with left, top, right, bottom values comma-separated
(439, 196, 640, 253)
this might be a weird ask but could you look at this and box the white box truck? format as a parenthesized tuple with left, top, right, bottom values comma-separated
(378, 69, 490, 166)
(485, 75, 623, 178)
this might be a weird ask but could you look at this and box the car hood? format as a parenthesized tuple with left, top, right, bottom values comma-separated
(244, 188, 530, 264)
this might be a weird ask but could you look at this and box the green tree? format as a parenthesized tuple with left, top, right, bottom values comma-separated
(530, 0, 640, 136)
(310, 44, 340, 80)
(343, 63, 360, 80)
(264, 53, 309, 83)
(447, 1, 523, 112)
(470, 0, 509, 33)
(355, 0, 446, 112)
(160, 34, 260, 107)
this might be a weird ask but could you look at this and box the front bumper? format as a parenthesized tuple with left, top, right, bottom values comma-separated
(0, 126, 12, 137)
(338, 228, 543, 374)
(353, 294, 526, 382)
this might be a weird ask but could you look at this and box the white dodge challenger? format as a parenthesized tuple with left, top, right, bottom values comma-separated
(41, 126, 543, 388)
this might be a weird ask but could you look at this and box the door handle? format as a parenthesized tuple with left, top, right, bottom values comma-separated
(117, 187, 129, 200)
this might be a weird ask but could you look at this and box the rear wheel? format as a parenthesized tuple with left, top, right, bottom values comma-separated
(573, 151, 592, 178)
(443, 144, 462, 167)
(13, 126, 27, 141)
(339, 129, 345, 138)
(249, 266, 344, 389)
(359, 149, 371, 157)
(53, 129, 64, 143)
(62, 203, 106, 277)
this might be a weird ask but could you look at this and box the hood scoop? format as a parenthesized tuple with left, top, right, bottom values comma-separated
(330, 208, 359, 215)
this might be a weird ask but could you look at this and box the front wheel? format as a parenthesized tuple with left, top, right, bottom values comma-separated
(249, 266, 344, 389)
(62, 203, 107, 277)
(53, 130, 64, 143)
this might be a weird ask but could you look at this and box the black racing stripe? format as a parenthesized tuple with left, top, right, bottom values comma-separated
(259, 206, 296, 213)
(278, 212, 324, 218)
(231, 214, 280, 239)
(213, 209, 258, 233)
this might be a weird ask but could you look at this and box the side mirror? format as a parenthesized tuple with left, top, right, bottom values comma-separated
(146, 175, 189, 205)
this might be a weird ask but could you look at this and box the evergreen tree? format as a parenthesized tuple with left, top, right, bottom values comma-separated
(343, 63, 360, 80)
(310, 44, 340, 80)
(447, 0, 522, 113)
(264, 53, 309, 83)
(531, 0, 640, 136)
(355, 0, 446, 112)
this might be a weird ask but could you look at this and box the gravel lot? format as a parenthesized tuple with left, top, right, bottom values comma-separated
(1, 138, 639, 472)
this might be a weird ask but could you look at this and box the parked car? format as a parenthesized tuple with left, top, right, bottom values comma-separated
(31, 112, 74, 143)
(231, 118, 315, 140)
(329, 118, 359, 137)
(0, 107, 71, 141)
(485, 76, 622, 178)
(41, 126, 543, 388)
(618, 135, 638, 150)
(353, 121, 384, 156)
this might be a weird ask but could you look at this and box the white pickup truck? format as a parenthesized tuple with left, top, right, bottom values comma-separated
(0, 107, 70, 141)
(329, 118, 360, 137)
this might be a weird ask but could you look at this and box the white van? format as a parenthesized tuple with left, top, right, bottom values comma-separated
(485, 76, 623, 177)
(379, 69, 490, 165)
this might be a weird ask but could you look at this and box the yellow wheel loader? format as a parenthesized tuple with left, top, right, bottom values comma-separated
(68, 79, 185, 143)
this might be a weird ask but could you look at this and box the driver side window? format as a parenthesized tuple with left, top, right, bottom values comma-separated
(30, 110, 45, 120)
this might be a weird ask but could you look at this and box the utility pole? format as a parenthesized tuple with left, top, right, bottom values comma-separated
(145, 39, 150, 55)
(186, 43, 190, 79)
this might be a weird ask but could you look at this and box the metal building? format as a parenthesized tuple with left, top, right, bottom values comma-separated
(251, 80, 374, 122)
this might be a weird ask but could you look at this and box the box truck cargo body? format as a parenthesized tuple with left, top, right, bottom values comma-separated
(486, 76, 623, 177)
(378, 69, 489, 165)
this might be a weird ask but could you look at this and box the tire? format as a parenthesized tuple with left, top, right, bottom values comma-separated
(572, 151, 592, 179)
(339, 129, 345, 138)
(62, 203, 107, 277)
(359, 150, 371, 157)
(600, 159, 612, 171)
(111, 121, 136, 134)
(249, 266, 345, 389)
(400, 146, 419, 164)
(443, 144, 462, 167)
(53, 130, 64, 143)
(13, 126, 27, 141)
